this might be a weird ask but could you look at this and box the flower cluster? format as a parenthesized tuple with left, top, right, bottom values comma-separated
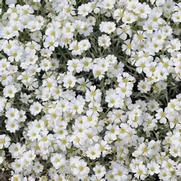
(0, 0, 180, 180)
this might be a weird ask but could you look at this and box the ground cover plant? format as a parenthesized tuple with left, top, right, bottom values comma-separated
(0, 0, 181, 180)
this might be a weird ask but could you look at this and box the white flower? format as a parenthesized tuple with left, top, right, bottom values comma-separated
(70, 157, 90, 179)
(155, 108, 167, 124)
(98, 34, 111, 48)
(138, 80, 151, 93)
(147, 161, 160, 175)
(30, 102, 42, 116)
(86, 144, 101, 160)
(99, 22, 116, 34)
(67, 59, 83, 73)
(51, 153, 66, 170)
(9, 143, 26, 158)
(93, 165, 106, 179)
(135, 164, 148, 180)
(0, 135, 10, 149)
(63, 73, 76, 88)
(6, 119, 19, 133)
(10, 175, 22, 181)
(112, 163, 128, 181)
(0, 97, 7, 113)
(6, 108, 19, 120)
(3, 85, 17, 98)
(101, 0, 116, 10)
(78, 3, 93, 17)
(172, 11, 181, 23)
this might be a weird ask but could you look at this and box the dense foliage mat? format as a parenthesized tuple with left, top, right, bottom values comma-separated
(0, 0, 181, 180)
